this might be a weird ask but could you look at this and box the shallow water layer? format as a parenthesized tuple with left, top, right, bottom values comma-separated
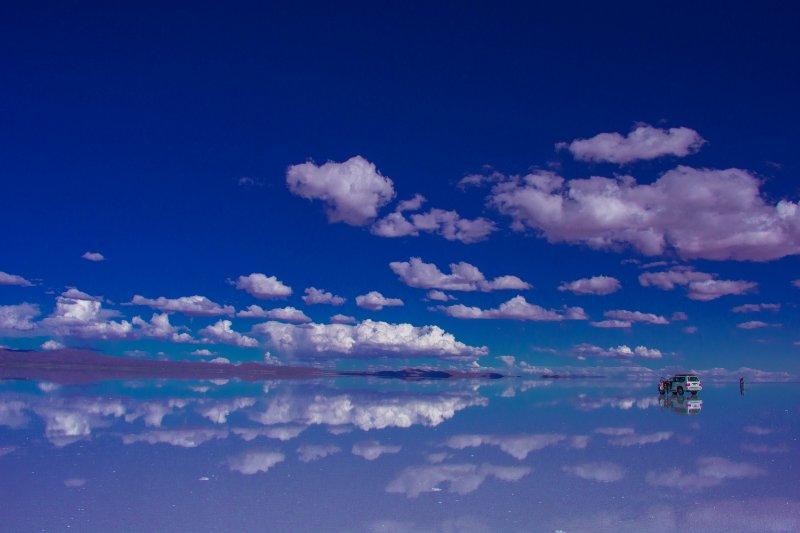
(0, 377, 797, 532)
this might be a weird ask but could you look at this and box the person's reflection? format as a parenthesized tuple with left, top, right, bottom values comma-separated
(740, 376, 745, 395)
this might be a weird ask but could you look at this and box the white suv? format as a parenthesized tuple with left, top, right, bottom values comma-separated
(659, 374, 702, 396)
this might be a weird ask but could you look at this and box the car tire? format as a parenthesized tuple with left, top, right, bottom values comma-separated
(677, 386, 684, 395)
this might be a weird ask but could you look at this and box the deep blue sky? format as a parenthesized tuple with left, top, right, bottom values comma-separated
(1, 2, 798, 371)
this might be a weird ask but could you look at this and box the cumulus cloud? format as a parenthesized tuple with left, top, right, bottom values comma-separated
(395, 194, 426, 212)
(252, 319, 487, 359)
(199, 320, 259, 348)
(607, 431, 673, 447)
(227, 450, 285, 475)
(131, 294, 234, 316)
(386, 463, 530, 498)
(558, 276, 620, 295)
(297, 444, 341, 463)
(247, 391, 486, 431)
(0, 303, 40, 333)
(237, 305, 311, 323)
(737, 320, 776, 330)
(231, 273, 292, 300)
(0, 271, 33, 287)
(352, 440, 402, 460)
(41, 339, 65, 350)
(646, 456, 764, 491)
(573, 343, 662, 360)
(426, 290, 455, 302)
(371, 208, 496, 244)
(122, 428, 228, 448)
(330, 314, 356, 324)
(488, 166, 800, 261)
(232, 425, 305, 442)
(732, 303, 781, 313)
(81, 251, 105, 262)
(562, 462, 625, 483)
(132, 313, 195, 343)
(355, 291, 404, 311)
(639, 267, 757, 301)
(390, 257, 530, 292)
(444, 433, 585, 460)
(302, 287, 345, 306)
(557, 124, 705, 164)
(602, 309, 669, 325)
(439, 296, 586, 322)
(44, 289, 133, 340)
(286, 156, 395, 226)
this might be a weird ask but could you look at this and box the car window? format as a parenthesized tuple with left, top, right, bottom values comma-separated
(687, 376, 699, 382)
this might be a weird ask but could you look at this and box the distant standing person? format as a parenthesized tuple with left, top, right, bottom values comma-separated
(739, 376, 745, 395)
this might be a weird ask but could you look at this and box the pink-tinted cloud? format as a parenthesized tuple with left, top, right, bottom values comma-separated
(302, 287, 345, 306)
(371, 208, 496, 243)
(639, 267, 757, 301)
(199, 320, 259, 347)
(0, 271, 33, 287)
(231, 273, 292, 299)
(390, 257, 530, 292)
(81, 251, 105, 262)
(557, 124, 705, 164)
(131, 294, 234, 316)
(489, 167, 800, 261)
(355, 291, 404, 311)
(558, 276, 620, 295)
(732, 303, 780, 313)
(286, 156, 395, 226)
(439, 296, 586, 322)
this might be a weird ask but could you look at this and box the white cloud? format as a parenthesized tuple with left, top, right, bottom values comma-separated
(286, 155, 395, 226)
(603, 309, 669, 325)
(489, 166, 800, 261)
(0, 303, 40, 333)
(44, 289, 133, 340)
(371, 208, 496, 244)
(355, 291, 404, 311)
(608, 431, 673, 447)
(395, 194, 426, 212)
(386, 463, 530, 498)
(252, 319, 486, 359)
(390, 258, 530, 292)
(297, 444, 341, 463)
(40, 340, 65, 351)
(330, 314, 356, 324)
(352, 440, 402, 460)
(558, 275, 620, 295)
(590, 319, 633, 329)
(732, 303, 781, 313)
(737, 320, 776, 330)
(199, 320, 259, 348)
(574, 343, 662, 359)
(426, 290, 455, 302)
(131, 295, 234, 316)
(197, 398, 256, 424)
(557, 124, 705, 164)
(237, 305, 310, 323)
(190, 349, 215, 356)
(122, 428, 228, 448)
(639, 267, 757, 300)
(562, 462, 625, 482)
(0, 271, 33, 287)
(439, 296, 586, 322)
(232, 426, 306, 442)
(248, 391, 487, 431)
(132, 313, 195, 343)
(227, 450, 285, 475)
(231, 273, 292, 300)
(646, 456, 764, 491)
(81, 252, 105, 262)
(444, 433, 585, 460)
(302, 287, 345, 306)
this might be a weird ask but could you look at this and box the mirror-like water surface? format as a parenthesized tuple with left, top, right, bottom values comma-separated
(1, 376, 797, 532)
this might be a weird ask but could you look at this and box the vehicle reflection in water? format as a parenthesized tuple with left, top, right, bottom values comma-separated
(659, 394, 703, 415)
